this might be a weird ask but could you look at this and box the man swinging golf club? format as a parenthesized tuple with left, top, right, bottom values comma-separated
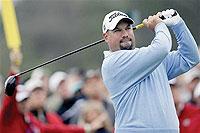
(101, 9, 199, 133)
(3, 8, 168, 96)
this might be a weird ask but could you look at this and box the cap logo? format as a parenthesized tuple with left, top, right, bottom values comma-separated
(108, 12, 128, 22)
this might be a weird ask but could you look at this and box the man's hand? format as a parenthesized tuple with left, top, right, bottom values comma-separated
(143, 12, 162, 31)
(161, 9, 182, 26)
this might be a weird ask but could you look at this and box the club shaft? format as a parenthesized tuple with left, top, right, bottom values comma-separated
(14, 23, 144, 77)
(15, 39, 105, 77)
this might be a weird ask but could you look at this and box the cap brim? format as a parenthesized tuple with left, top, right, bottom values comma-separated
(16, 92, 29, 102)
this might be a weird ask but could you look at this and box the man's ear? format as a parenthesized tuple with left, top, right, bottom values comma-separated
(103, 33, 108, 43)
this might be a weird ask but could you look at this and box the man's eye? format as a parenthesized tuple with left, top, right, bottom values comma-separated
(126, 26, 132, 30)
(113, 29, 121, 32)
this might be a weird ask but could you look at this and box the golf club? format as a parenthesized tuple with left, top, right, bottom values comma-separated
(4, 26, 139, 96)
(4, 10, 177, 96)
(4, 38, 105, 96)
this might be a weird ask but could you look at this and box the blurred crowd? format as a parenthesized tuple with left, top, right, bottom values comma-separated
(0, 49, 114, 133)
(169, 62, 200, 133)
(0, 66, 115, 133)
(0, 48, 200, 133)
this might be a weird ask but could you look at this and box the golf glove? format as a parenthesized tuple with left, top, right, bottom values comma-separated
(161, 9, 182, 26)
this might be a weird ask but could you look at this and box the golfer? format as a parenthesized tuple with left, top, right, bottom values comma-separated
(101, 9, 199, 133)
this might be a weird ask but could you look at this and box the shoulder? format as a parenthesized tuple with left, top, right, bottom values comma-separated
(103, 49, 139, 61)
(102, 49, 140, 70)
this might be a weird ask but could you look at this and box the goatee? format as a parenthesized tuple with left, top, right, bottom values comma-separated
(120, 43, 133, 50)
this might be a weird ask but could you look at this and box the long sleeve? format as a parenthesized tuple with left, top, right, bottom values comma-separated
(101, 22, 180, 133)
(0, 72, 19, 125)
(163, 19, 199, 80)
(0, 72, 29, 133)
(29, 113, 85, 133)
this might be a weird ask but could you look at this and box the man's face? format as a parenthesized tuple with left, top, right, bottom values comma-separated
(103, 21, 135, 52)
(27, 87, 47, 109)
(17, 99, 28, 114)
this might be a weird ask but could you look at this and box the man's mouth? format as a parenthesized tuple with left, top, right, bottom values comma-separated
(120, 38, 132, 43)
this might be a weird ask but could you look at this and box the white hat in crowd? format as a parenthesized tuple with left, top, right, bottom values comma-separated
(102, 10, 134, 33)
(16, 79, 43, 102)
(49, 71, 67, 93)
(16, 85, 30, 102)
(31, 68, 46, 80)
(184, 68, 200, 83)
(194, 82, 200, 98)
(25, 79, 43, 92)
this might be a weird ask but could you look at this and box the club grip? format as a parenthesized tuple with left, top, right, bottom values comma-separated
(133, 10, 177, 31)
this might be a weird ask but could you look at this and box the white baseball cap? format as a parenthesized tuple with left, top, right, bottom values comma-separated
(49, 71, 67, 93)
(16, 85, 30, 102)
(102, 11, 134, 33)
(25, 79, 43, 92)
(194, 82, 200, 98)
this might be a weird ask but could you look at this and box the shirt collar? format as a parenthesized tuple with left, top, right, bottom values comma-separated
(103, 51, 112, 58)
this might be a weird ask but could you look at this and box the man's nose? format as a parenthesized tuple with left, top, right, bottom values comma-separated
(121, 29, 129, 37)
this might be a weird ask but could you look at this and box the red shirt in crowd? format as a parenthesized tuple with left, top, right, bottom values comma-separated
(179, 103, 200, 133)
(0, 73, 85, 133)
(28, 112, 85, 133)
(0, 73, 33, 133)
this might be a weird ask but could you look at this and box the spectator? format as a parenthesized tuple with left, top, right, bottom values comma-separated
(0, 82, 37, 133)
(56, 69, 85, 124)
(82, 69, 115, 125)
(0, 49, 36, 133)
(46, 71, 68, 111)
(185, 68, 200, 104)
(193, 82, 200, 106)
(25, 78, 87, 133)
(170, 80, 200, 133)
(25, 79, 63, 124)
(31, 68, 50, 92)
(78, 100, 113, 133)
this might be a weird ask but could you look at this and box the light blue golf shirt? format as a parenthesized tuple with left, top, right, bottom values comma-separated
(101, 20, 199, 133)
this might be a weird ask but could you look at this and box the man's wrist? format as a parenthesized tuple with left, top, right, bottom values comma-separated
(154, 22, 167, 33)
